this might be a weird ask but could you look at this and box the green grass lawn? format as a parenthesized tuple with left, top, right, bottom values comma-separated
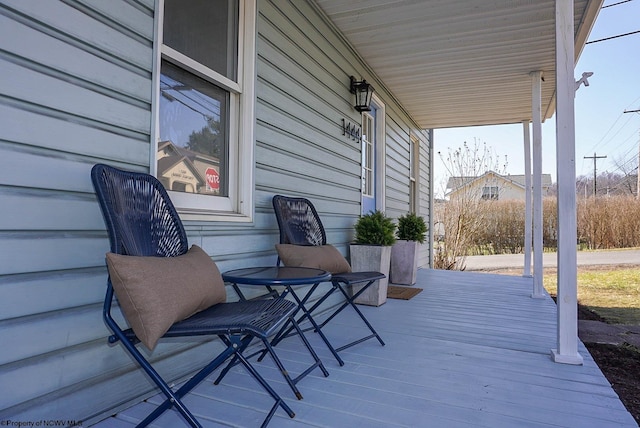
(543, 267, 640, 324)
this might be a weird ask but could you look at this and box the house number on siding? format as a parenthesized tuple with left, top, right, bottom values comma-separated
(341, 119, 361, 141)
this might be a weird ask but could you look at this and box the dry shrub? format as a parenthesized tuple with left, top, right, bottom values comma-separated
(578, 196, 640, 249)
(472, 200, 525, 254)
(435, 195, 640, 269)
(542, 197, 558, 249)
(463, 198, 559, 256)
(434, 196, 480, 270)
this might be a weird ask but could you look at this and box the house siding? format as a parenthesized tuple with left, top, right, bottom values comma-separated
(0, 0, 431, 423)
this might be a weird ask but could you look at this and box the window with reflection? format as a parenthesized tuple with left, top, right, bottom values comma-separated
(159, 61, 229, 196)
(156, 0, 255, 217)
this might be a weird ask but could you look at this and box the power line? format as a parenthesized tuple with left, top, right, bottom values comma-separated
(586, 29, 640, 44)
(587, 98, 640, 155)
(602, 0, 634, 8)
(593, 114, 636, 154)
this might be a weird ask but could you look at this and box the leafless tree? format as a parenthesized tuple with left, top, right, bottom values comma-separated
(434, 140, 507, 270)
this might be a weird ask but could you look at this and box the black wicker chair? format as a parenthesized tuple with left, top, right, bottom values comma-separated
(91, 164, 325, 427)
(272, 195, 385, 366)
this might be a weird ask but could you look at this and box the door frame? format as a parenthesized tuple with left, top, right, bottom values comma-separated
(361, 93, 386, 214)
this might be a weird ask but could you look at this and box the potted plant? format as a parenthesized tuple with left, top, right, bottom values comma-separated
(390, 212, 428, 285)
(349, 210, 396, 306)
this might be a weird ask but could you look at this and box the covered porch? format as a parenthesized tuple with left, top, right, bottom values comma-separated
(91, 269, 635, 427)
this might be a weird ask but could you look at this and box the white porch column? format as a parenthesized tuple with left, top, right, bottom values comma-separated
(552, 0, 583, 365)
(531, 71, 545, 298)
(523, 120, 532, 277)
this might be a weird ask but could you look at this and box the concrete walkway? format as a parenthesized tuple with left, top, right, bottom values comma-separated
(464, 248, 640, 271)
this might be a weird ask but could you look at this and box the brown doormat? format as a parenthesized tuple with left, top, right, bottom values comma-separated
(387, 285, 423, 300)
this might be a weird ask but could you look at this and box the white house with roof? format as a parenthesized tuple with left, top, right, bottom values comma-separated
(446, 171, 553, 201)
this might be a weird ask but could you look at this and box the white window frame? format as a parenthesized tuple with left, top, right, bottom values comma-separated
(372, 93, 386, 211)
(150, 0, 256, 222)
(362, 112, 374, 198)
(482, 185, 499, 200)
(409, 134, 419, 213)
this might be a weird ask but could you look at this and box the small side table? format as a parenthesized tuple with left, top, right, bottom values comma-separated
(222, 266, 332, 398)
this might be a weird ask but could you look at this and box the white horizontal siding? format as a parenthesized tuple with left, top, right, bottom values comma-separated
(0, 13, 151, 103)
(0, 269, 105, 321)
(2, 0, 153, 71)
(1, 60, 150, 134)
(0, 0, 157, 421)
(3, 340, 223, 422)
(0, 104, 150, 163)
(0, 0, 432, 423)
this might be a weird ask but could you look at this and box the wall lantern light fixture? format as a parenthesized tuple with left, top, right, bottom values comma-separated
(350, 76, 374, 112)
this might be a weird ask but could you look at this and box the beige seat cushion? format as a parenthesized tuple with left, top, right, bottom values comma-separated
(276, 244, 352, 274)
(105, 245, 226, 350)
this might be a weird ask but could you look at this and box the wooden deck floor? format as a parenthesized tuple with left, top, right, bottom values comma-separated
(91, 269, 637, 427)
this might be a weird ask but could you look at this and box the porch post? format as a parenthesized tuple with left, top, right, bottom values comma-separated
(552, 0, 583, 365)
(531, 71, 545, 298)
(522, 120, 532, 278)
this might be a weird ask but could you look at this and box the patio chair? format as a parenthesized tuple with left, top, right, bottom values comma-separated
(271, 195, 386, 366)
(91, 164, 325, 428)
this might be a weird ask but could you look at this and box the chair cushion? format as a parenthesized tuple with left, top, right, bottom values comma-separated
(276, 244, 352, 274)
(105, 245, 226, 350)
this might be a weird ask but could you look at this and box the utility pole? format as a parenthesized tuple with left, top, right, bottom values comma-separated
(623, 109, 640, 199)
(583, 153, 606, 196)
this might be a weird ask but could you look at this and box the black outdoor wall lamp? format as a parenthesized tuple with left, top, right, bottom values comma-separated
(350, 76, 374, 112)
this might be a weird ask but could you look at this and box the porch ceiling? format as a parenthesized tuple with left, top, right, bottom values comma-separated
(315, 0, 602, 129)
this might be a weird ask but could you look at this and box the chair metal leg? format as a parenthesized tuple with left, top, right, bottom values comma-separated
(120, 330, 294, 428)
(288, 317, 330, 379)
(259, 315, 330, 400)
(296, 280, 385, 361)
(115, 329, 236, 428)
(267, 284, 345, 366)
(260, 338, 304, 400)
(225, 336, 296, 426)
(213, 335, 254, 386)
(138, 343, 237, 428)
(333, 280, 386, 349)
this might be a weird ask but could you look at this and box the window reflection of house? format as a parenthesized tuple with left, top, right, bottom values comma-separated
(157, 141, 220, 195)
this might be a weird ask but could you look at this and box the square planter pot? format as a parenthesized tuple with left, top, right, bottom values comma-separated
(349, 244, 391, 306)
(390, 240, 419, 285)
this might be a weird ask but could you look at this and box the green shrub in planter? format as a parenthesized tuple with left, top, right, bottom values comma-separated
(354, 210, 396, 246)
(396, 212, 428, 243)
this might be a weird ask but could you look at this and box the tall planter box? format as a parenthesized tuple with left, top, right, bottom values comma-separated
(349, 244, 391, 306)
(390, 240, 419, 285)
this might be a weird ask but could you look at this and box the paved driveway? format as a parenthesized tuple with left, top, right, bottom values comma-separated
(463, 248, 640, 271)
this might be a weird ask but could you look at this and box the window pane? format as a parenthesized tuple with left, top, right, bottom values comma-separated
(158, 60, 229, 197)
(362, 114, 374, 197)
(163, 0, 238, 80)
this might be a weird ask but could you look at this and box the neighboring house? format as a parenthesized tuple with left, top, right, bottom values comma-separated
(0, 0, 600, 424)
(446, 171, 553, 201)
(157, 141, 221, 195)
